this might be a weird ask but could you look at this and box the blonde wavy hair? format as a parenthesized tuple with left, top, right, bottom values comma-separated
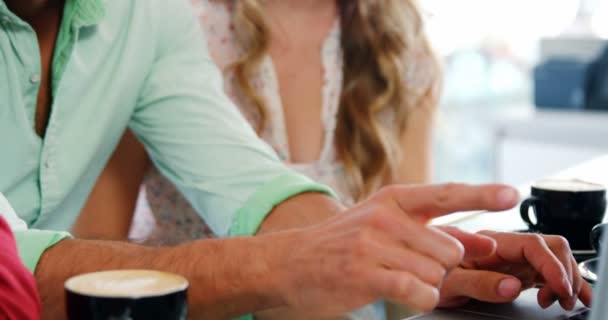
(228, 0, 441, 200)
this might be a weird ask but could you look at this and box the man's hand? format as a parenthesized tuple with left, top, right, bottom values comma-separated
(33, 184, 518, 319)
(439, 231, 593, 310)
(266, 184, 518, 317)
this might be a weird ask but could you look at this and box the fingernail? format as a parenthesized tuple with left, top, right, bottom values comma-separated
(564, 279, 573, 297)
(498, 278, 521, 298)
(496, 188, 519, 207)
(569, 294, 578, 310)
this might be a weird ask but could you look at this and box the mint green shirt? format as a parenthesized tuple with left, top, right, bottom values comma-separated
(0, 0, 333, 272)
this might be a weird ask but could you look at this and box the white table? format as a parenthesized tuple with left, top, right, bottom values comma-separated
(433, 155, 608, 233)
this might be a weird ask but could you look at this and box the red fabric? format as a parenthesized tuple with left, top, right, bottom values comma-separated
(0, 217, 41, 320)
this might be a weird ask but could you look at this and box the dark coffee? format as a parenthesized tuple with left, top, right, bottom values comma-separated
(65, 270, 188, 320)
(520, 179, 607, 250)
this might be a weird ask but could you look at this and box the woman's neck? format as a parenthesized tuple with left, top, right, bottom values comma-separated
(262, 0, 337, 25)
(262, 0, 337, 50)
(262, 0, 335, 13)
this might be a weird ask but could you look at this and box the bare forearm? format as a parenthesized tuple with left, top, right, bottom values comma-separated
(36, 193, 344, 319)
(35, 235, 287, 319)
(258, 193, 344, 234)
(255, 193, 345, 320)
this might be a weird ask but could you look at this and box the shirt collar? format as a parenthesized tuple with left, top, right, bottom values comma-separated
(0, 1, 16, 23)
(0, 0, 105, 27)
(69, 0, 105, 28)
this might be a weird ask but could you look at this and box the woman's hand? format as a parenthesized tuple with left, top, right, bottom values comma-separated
(438, 230, 593, 310)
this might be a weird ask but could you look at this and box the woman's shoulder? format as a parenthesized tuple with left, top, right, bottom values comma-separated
(401, 35, 442, 108)
(190, 0, 241, 68)
(190, 0, 232, 26)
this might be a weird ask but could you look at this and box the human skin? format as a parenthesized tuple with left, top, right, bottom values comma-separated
(7, 1, 590, 319)
(78, 0, 436, 237)
(37, 184, 523, 319)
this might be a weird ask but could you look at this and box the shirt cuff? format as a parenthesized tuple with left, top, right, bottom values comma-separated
(230, 173, 336, 320)
(14, 229, 72, 273)
(229, 172, 337, 237)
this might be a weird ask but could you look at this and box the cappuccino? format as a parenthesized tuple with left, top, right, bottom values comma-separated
(65, 270, 189, 320)
(65, 270, 188, 298)
(533, 179, 605, 192)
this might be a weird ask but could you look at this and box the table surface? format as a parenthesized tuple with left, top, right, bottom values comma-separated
(432, 155, 608, 233)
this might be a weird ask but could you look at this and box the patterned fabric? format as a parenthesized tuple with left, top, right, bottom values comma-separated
(133, 0, 436, 239)
(198, 0, 352, 203)
(130, 2, 436, 319)
(132, 0, 353, 243)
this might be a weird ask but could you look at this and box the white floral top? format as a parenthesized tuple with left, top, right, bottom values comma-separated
(134, 0, 436, 235)
(198, 1, 352, 202)
(130, 2, 437, 319)
(136, 0, 353, 244)
(134, 0, 437, 231)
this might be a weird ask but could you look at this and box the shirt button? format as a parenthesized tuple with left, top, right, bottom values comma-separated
(30, 74, 41, 84)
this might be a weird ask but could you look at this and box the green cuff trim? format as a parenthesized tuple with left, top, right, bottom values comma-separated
(229, 173, 336, 320)
(229, 172, 337, 237)
(14, 230, 72, 273)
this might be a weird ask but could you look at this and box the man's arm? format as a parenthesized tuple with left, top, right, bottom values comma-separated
(35, 233, 286, 319)
(129, 0, 337, 239)
(32, 184, 519, 319)
(257, 193, 344, 234)
(253, 194, 346, 320)
(36, 193, 342, 320)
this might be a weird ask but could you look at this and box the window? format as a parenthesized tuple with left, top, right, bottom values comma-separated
(425, 0, 605, 183)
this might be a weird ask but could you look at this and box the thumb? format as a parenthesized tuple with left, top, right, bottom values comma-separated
(441, 268, 523, 304)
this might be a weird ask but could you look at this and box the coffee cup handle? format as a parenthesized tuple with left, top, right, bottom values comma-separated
(590, 224, 606, 251)
(520, 197, 541, 231)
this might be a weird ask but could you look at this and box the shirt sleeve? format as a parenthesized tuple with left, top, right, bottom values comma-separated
(129, 0, 336, 237)
(0, 193, 71, 273)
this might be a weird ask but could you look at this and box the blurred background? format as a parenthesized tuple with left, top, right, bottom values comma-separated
(425, 0, 608, 185)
